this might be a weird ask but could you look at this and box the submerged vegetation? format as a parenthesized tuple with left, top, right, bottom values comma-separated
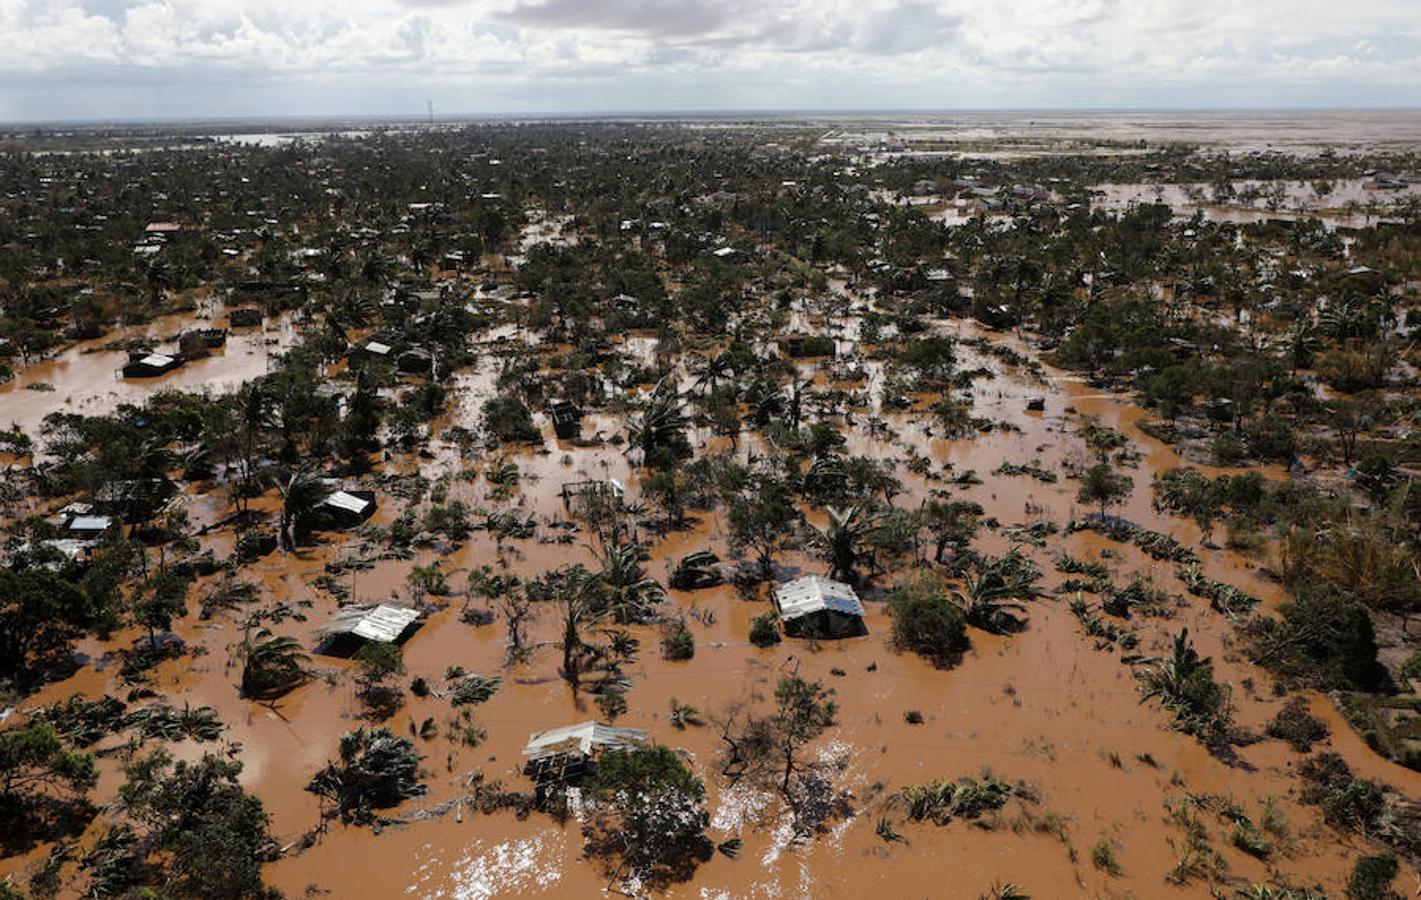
(0, 116, 1419, 896)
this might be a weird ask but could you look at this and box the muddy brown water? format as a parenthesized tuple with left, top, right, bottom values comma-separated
(0, 308, 298, 451)
(2, 310, 1418, 899)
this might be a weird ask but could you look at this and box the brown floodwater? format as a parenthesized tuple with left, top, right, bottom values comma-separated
(0, 307, 298, 450)
(2, 303, 1418, 899)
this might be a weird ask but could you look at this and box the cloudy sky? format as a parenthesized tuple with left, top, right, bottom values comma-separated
(0, 0, 1418, 122)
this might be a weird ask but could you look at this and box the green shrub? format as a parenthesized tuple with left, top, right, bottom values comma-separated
(749, 612, 781, 648)
(1265, 697, 1329, 752)
(481, 394, 541, 444)
(886, 575, 968, 668)
(1346, 854, 1400, 900)
(661, 627, 695, 661)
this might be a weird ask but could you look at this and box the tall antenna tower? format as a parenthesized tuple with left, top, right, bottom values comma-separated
(427, 100, 434, 128)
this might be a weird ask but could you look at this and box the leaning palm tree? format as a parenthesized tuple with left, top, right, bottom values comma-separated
(238, 627, 311, 700)
(275, 467, 332, 550)
(627, 377, 690, 466)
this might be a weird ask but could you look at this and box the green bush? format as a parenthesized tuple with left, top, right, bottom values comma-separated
(1242, 415, 1296, 461)
(1245, 583, 1382, 691)
(1265, 697, 1329, 752)
(1347, 854, 1400, 900)
(661, 627, 695, 661)
(749, 612, 781, 648)
(1210, 432, 1246, 465)
(887, 575, 968, 668)
(481, 394, 541, 444)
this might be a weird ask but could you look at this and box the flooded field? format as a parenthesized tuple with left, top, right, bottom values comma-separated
(1, 114, 1419, 899)
(821, 109, 1421, 156)
(1, 306, 1416, 898)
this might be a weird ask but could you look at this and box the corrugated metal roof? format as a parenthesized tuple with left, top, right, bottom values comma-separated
(68, 515, 113, 532)
(319, 604, 420, 643)
(773, 575, 865, 621)
(522, 721, 647, 759)
(322, 490, 371, 515)
(364, 341, 392, 355)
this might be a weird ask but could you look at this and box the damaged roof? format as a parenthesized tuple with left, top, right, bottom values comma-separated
(318, 603, 420, 643)
(522, 721, 647, 760)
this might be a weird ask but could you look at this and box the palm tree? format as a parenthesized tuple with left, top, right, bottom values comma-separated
(627, 376, 689, 466)
(553, 566, 606, 692)
(1138, 628, 1226, 735)
(951, 570, 1025, 633)
(239, 627, 311, 700)
(275, 467, 332, 550)
(805, 503, 881, 584)
(690, 352, 734, 396)
(597, 540, 666, 624)
(230, 382, 273, 517)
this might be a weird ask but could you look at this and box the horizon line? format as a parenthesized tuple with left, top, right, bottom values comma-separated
(5, 105, 1421, 131)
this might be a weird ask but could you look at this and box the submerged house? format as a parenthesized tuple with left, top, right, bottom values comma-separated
(522, 721, 648, 794)
(317, 489, 377, 527)
(316, 603, 421, 653)
(94, 478, 176, 521)
(547, 400, 583, 440)
(559, 478, 625, 511)
(227, 307, 264, 328)
(177, 329, 227, 360)
(772, 575, 867, 639)
(121, 352, 182, 378)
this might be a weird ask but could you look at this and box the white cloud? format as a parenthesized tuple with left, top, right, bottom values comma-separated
(0, 0, 1415, 119)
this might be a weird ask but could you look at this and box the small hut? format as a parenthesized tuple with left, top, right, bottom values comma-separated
(316, 603, 421, 654)
(396, 347, 435, 376)
(772, 575, 867, 639)
(65, 514, 114, 540)
(522, 721, 647, 795)
(317, 490, 377, 527)
(355, 340, 394, 363)
(547, 400, 583, 440)
(227, 308, 264, 328)
(121, 352, 182, 378)
(559, 479, 625, 511)
(777, 333, 836, 359)
(94, 478, 176, 521)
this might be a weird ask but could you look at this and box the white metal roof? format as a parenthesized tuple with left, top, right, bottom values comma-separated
(364, 341, 392, 355)
(321, 490, 371, 515)
(320, 604, 419, 643)
(45, 538, 98, 559)
(68, 515, 113, 532)
(522, 721, 647, 760)
(773, 575, 865, 621)
(138, 354, 176, 367)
